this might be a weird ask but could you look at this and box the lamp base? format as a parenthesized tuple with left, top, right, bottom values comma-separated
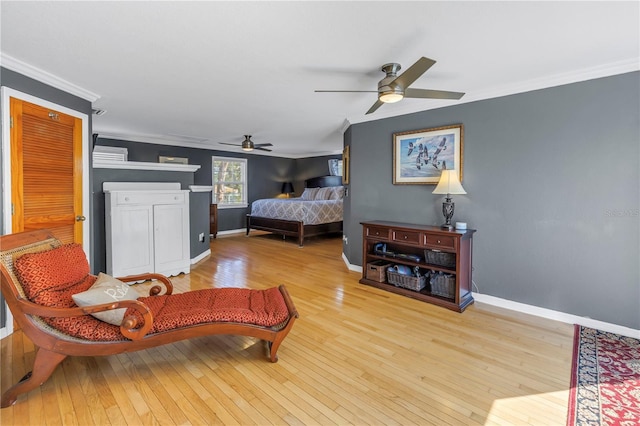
(440, 224, 454, 231)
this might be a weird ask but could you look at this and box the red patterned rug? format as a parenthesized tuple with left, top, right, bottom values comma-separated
(567, 325, 640, 425)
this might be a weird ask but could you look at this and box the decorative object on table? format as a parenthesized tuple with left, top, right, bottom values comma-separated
(281, 182, 295, 198)
(567, 325, 640, 426)
(432, 170, 466, 230)
(455, 222, 467, 230)
(328, 159, 343, 176)
(342, 146, 350, 184)
(393, 124, 463, 184)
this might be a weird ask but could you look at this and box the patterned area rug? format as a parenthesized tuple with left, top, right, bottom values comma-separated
(567, 325, 640, 425)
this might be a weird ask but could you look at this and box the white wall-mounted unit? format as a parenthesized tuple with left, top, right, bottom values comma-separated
(104, 182, 190, 277)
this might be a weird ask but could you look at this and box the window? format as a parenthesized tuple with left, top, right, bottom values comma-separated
(212, 157, 248, 208)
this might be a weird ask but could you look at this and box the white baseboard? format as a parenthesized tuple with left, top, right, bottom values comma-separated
(342, 252, 363, 273)
(341, 252, 639, 339)
(191, 249, 211, 264)
(216, 228, 246, 237)
(474, 294, 639, 339)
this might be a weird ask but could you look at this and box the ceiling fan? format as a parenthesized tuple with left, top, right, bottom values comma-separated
(219, 135, 273, 152)
(315, 56, 465, 114)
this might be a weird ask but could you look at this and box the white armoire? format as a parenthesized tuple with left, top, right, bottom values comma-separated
(104, 182, 190, 277)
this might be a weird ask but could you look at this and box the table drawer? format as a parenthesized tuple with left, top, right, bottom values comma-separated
(425, 234, 456, 250)
(365, 226, 389, 240)
(392, 230, 421, 245)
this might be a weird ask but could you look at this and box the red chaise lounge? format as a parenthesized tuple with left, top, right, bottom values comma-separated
(0, 229, 298, 407)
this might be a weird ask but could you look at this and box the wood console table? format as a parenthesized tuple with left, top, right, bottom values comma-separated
(360, 221, 476, 312)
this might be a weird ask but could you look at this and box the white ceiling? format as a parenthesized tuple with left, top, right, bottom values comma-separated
(1, 1, 638, 158)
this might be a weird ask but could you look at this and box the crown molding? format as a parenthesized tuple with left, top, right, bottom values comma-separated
(347, 57, 640, 126)
(96, 131, 342, 159)
(0, 52, 100, 102)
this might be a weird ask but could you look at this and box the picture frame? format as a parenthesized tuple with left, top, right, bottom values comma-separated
(159, 155, 188, 164)
(342, 145, 350, 185)
(392, 124, 463, 185)
(328, 159, 343, 176)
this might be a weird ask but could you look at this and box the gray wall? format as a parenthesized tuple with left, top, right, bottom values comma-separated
(0, 67, 93, 329)
(344, 71, 639, 329)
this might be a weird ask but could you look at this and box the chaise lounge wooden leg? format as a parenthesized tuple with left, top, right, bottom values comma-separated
(1, 347, 67, 408)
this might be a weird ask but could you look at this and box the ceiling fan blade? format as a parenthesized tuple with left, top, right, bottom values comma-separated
(254, 143, 273, 147)
(315, 90, 378, 93)
(254, 146, 272, 152)
(404, 88, 465, 100)
(219, 142, 241, 146)
(366, 99, 384, 115)
(390, 57, 436, 89)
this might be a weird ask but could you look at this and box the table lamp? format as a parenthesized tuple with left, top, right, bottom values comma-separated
(281, 182, 294, 198)
(432, 170, 466, 230)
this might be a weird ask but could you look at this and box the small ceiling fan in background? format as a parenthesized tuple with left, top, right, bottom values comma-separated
(219, 135, 273, 152)
(315, 56, 465, 114)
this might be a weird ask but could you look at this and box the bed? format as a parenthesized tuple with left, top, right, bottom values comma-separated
(246, 175, 344, 246)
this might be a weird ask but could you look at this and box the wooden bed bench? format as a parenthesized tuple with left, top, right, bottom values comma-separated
(0, 230, 299, 407)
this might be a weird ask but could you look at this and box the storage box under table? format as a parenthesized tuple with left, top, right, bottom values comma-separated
(430, 273, 456, 298)
(366, 260, 392, 282)
(387, 270, 427, 292)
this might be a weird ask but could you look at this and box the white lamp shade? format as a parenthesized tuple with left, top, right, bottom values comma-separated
(432, 170, 466, 194)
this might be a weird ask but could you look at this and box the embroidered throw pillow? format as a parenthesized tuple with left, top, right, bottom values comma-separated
(72, 273, 138, 325)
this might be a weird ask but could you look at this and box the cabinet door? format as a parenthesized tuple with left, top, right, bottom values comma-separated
(153, 203, 190, 275)
(108, 205, 154, 276)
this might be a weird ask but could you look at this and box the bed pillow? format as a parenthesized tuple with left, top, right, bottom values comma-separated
(329, 186, 345, 200)
(314, 187, 334, 200)
(72, 273, 138, 325)
(301, 187, 319, 200)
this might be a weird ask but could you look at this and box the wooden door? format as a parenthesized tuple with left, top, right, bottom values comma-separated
(10, 97, 84, 244)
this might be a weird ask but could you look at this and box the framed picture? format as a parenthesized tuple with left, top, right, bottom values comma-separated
(393, 124, 463, 184)
(342, 145, 350, 185)
(328, 159, 343, 176)
(159, 155, 188, 164)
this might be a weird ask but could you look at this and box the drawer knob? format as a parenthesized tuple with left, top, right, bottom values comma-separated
(404, 235, 408, 239)
(375, 231, 379, 235)
(437, 239, 441, 243)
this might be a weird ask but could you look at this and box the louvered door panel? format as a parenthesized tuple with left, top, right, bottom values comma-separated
(12, 99, 83, 245)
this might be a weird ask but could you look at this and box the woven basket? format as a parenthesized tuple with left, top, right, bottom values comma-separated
(430, 273, 455, 298)
(424, 249, 456, 268)
(387, 270, 426, 292)
(366, 261, 391, 282)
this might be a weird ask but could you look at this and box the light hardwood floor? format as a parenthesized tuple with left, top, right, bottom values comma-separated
(1, 232, 574, 425)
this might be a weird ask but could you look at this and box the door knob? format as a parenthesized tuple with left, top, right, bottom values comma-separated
(76, 215, 86, 222)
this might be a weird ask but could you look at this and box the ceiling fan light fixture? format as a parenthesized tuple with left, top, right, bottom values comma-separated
(241, 136, 254, 151)
(379, 92, 404, 103)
